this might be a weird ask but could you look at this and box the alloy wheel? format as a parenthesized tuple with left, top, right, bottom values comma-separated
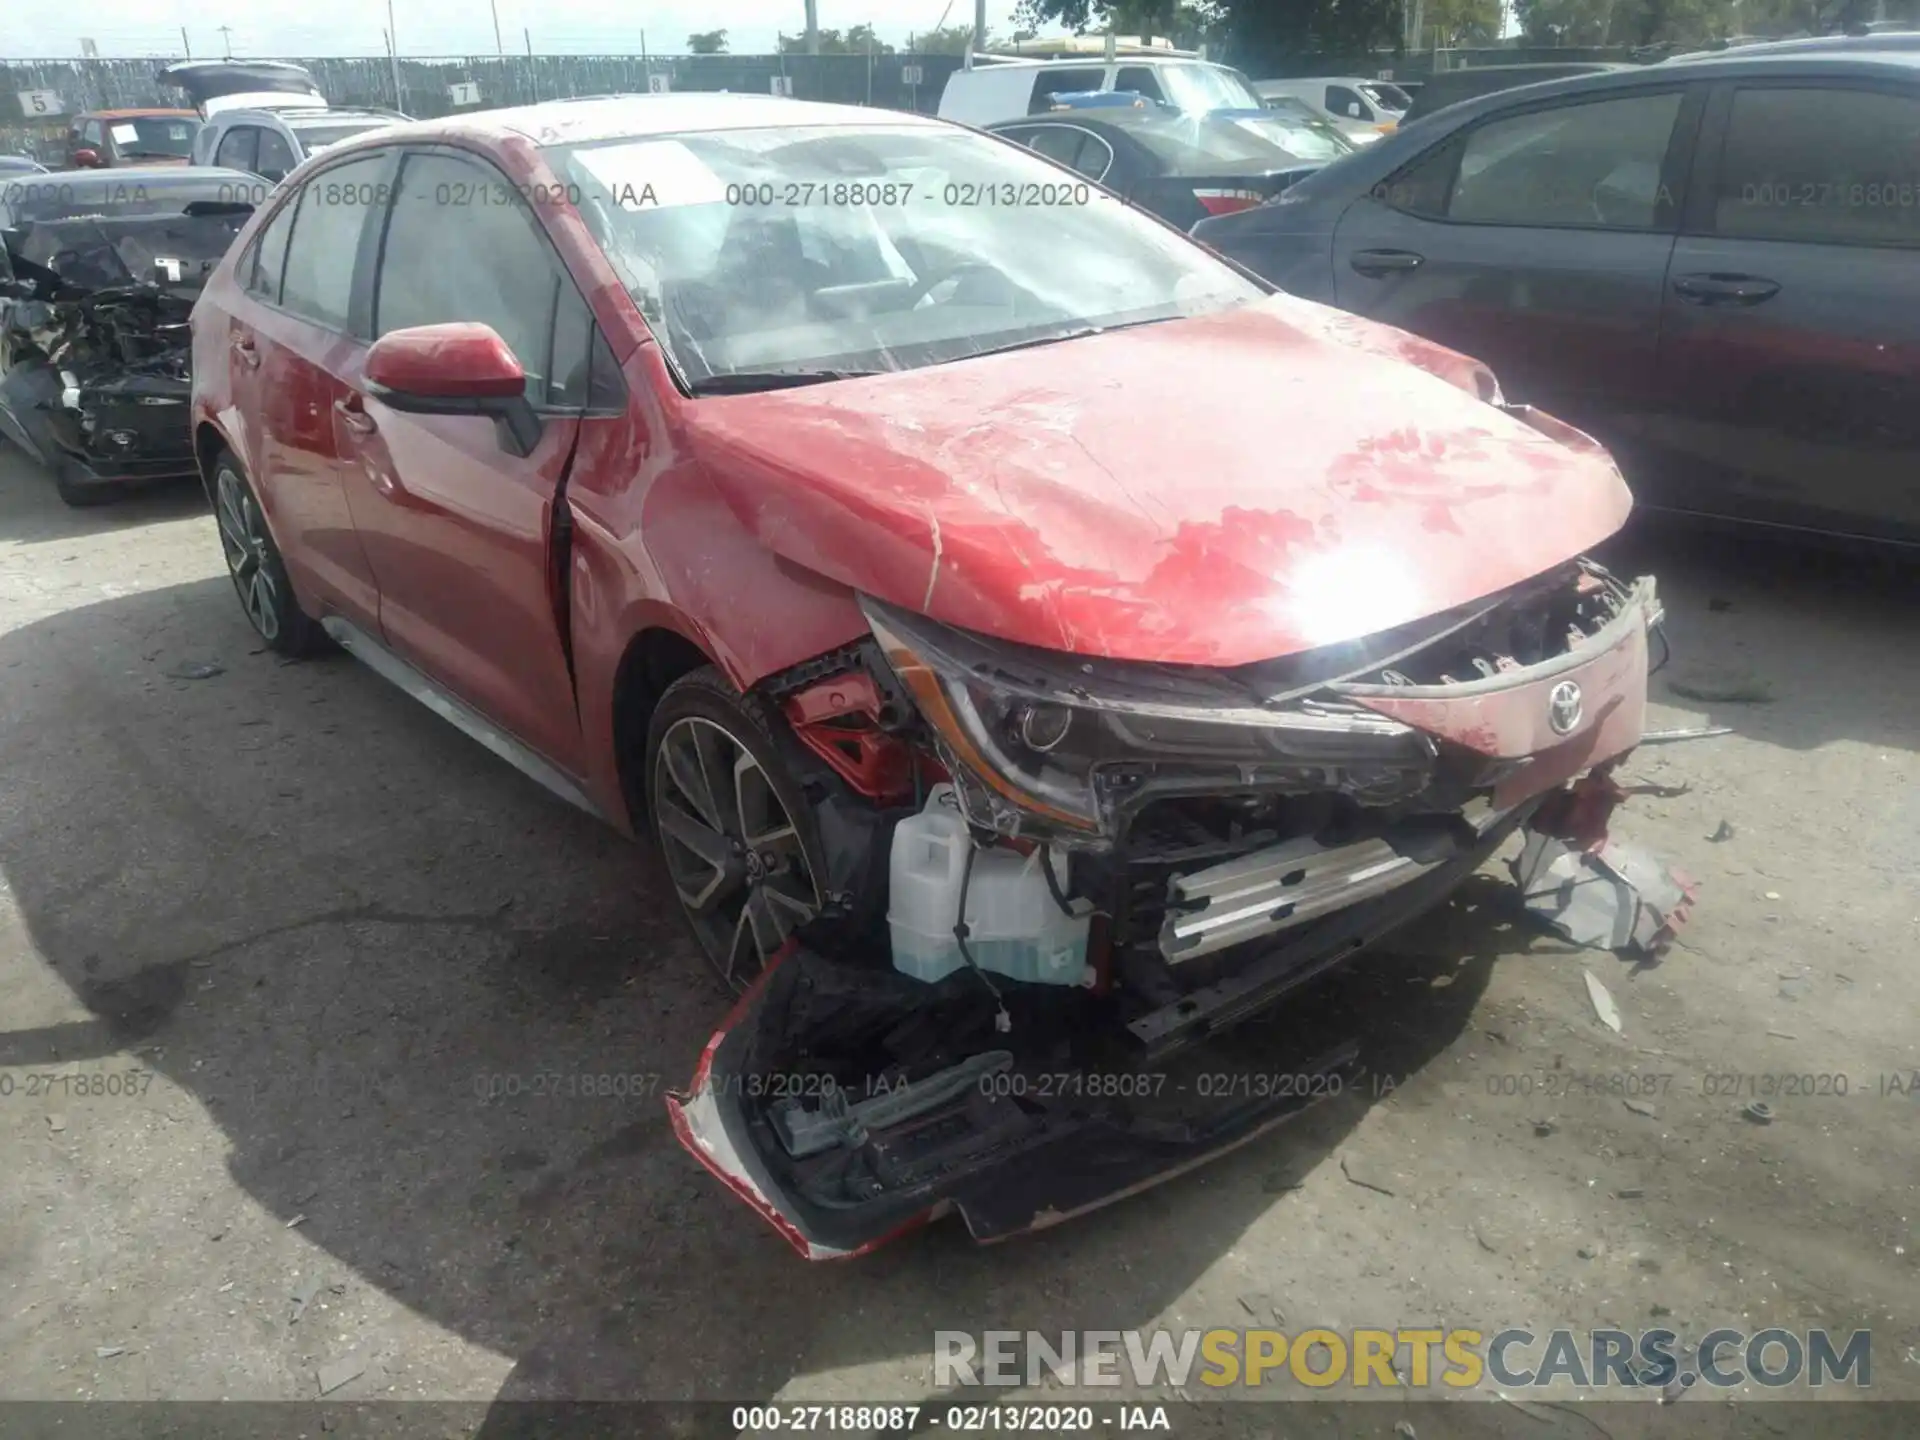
(214, 468, 280, 643)
(652, 715, 820, 990)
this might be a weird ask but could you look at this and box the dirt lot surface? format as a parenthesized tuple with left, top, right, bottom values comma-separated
(1, 447, 1916, 1436)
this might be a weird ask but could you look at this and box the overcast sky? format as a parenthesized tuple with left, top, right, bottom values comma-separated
(1, 0, 1039, 60)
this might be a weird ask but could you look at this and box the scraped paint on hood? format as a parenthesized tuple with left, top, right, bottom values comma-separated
(686, 294, 1633, 667)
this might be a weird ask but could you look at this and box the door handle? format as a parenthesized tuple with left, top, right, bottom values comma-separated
(230, 335, 260, 370)
(1350, 248, 1425, 276)
(1672, 273, 1780, 306)
(333, 394, 377, 435)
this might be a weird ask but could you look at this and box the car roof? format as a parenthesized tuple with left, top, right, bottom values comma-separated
(80, 108, 199, 120)
(1256, 76, 1378, 88)
(1668, 31, 1920, 60)
(1404, 47, 1920, 121)
(329, 93, 945, 150)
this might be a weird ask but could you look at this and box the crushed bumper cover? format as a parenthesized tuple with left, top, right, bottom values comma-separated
(666, 803, 1526, 1260)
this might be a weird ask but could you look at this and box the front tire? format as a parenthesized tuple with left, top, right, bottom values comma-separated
(211, 451, 323, 657)
(645, 667, 829, 993)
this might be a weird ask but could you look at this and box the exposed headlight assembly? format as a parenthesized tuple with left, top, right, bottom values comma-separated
(859, 596, 1436, 843)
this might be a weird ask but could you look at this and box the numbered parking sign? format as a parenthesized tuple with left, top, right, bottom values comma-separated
(16, 89, 64, 117)
(447, 81, 480, 106)
(646, 73, 671, 94)
(901, 64, 924, 86)
(769, 75, 794, 96)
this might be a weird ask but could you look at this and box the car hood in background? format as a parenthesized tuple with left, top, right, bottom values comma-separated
(687, 296, 1633, 667)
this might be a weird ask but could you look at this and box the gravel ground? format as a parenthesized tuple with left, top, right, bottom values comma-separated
(1, 448, 1915, 1435)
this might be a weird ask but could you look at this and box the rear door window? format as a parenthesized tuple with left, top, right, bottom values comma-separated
(277, 154, 388, 330)
(246, 191, 297, 301)
(1710, 85, 1920, 246)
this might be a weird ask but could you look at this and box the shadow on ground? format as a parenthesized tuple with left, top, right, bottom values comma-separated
(0, 576, 1517, 1421)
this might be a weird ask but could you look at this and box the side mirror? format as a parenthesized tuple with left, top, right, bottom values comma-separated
(258, 166, 287, 183)
(71, 147, 102, 168)
(363, 322, 542, 456)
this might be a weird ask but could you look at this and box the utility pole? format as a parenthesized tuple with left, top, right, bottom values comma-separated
(804, 0, 820, 54)
(973, 0, 986, 58)
(180, 26, 192, 57)
(217, 24, 233, 58)
(491, 0, 504, 56)
(386, 0, 405, 111)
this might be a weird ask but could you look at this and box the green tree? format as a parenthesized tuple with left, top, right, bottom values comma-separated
(780, 25, 898, 53)
(1013, 0, 1227, 47)
(686, 29, 728, 53)
(915, 22, 987, 52)
(1514, 0, 1737, 44)
(1423, 0, 1503, 44)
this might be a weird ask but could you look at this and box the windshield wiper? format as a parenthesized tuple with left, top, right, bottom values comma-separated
(961, 315, 1176, 363)
(688, 368, 885, 395)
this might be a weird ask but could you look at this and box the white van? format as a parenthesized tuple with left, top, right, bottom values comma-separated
(938, 56, 1268, 127)
(1252, 77, 1409, 144)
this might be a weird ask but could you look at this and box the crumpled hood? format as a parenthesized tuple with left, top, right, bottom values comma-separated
(686, 294, 1633, 667)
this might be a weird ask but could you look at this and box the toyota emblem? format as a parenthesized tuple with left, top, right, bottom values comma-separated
(1548, 680, 1583, 735)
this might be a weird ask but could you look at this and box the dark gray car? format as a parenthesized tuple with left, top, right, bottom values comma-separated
(1193, 50, 1920, 546)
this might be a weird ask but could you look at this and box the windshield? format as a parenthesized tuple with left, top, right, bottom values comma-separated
(290, 119, 392, 151)
(111, 117, 199, 159)
(546, 123, 1259, 391)
(1157, 64, 1265, 113)
(1359, 82, 1411, 113)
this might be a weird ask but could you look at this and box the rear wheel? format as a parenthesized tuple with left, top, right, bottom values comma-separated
(646, 668, 827, 993)
(212, 452, 324, 657)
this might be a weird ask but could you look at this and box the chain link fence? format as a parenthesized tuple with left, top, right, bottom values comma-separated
(1, 52, 968, 162)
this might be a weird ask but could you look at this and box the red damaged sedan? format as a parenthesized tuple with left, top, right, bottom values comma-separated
(189, 95, 1661, 1258)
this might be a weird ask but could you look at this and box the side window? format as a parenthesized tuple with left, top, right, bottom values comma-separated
(1020, 126, 1112, 181)
(1114, 67, 1166, 103)
(1328, 85, 1371, 121)
(214, 126, 259, 173)
(83, 121, 105, 146)
(1026, 126, 1088, 169)
(376, 150, 588, 404)
(548, 281, 625, 410)
(1375, 135, 1466, 219)
(1029, 67, 1107, 113)
(1447, 92, 1683, 230)
(1067, 131, 1113, 182)
(278, 154, 388, 330)
(246, 192, 298, 301)
(1712, 86, 1920, 246)
(255, 127, 297, 182)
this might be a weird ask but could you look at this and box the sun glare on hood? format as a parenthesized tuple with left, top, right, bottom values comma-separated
(1279, 544, 1427, 650)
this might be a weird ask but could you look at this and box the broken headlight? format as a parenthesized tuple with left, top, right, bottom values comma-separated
(860, 596, 1435, 838)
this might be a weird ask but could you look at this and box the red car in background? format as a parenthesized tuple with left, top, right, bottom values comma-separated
(188, 95, 1660, 1258)
(67, 108, 201, 167)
